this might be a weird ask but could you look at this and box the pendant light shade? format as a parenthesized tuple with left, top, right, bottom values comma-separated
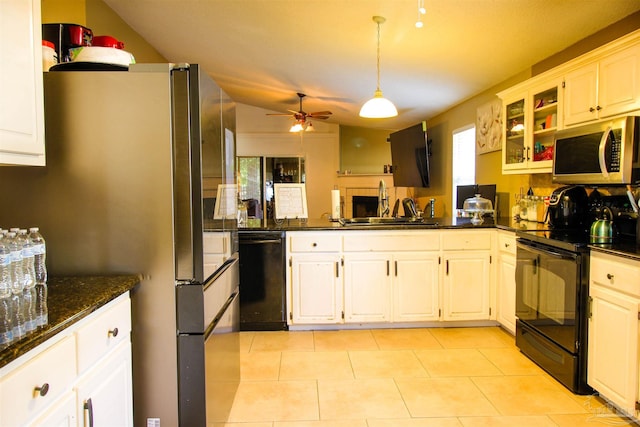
(360, 16, 397, 118)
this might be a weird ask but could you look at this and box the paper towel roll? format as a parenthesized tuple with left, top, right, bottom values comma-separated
(331, 189, 341, 220)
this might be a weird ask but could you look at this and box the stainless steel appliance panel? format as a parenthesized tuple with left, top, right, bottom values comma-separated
(552, 116, 640, 184)
(177, 257, 240, 425)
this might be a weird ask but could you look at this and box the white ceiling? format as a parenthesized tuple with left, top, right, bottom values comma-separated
(103, 0, 640, 131)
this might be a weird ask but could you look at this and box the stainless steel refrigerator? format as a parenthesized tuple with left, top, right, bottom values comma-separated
(0, 64, 239, 426)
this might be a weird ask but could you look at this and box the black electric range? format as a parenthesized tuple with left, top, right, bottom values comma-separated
(515, 225, 593, 395)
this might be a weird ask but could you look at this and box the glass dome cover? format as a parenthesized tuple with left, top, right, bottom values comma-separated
(463, 194, 493, 212)
(463, 194, 494, 225)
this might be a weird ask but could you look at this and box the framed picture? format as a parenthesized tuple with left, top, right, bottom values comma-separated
(274, 183, 308, 219)
(476, 99, 503, 154)
(213, 184, 238, 219)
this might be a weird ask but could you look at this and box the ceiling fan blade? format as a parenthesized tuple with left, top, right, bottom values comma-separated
(308, 111, 332, 116)
(308, 115, 330, 120)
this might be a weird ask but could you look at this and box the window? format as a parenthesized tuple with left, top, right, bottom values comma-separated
(452, 125, 476, 213)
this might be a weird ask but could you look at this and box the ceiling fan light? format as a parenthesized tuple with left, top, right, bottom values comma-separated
(305, 122, 315, 132)
(415, 20, 424, 28)
(289, 122, 304, 132)
(359, 89, 398, 118)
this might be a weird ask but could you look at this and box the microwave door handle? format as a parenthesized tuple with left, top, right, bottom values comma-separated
(598, 126, 613, 177)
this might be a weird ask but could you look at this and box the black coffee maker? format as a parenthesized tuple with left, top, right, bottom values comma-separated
(546, 185, 589, 229)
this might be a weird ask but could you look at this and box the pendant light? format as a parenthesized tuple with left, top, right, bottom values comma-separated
(359, 16, 398, 118)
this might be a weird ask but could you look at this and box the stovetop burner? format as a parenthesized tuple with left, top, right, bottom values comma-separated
(516, 228, 590, 252)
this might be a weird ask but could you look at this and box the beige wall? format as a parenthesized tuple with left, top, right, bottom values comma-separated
(340, 125, 393, 174)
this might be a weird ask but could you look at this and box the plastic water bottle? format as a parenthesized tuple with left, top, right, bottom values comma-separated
(34, 283, 48, 327)
(22, 288, 37, 333)
(0, 233, 12, 299)
(0, 297, 13, 349)
(18, 230, 35, 290)
(11, 294, 25, 340)
(28, 228, 47, 286)
(7, 232, 24, 295)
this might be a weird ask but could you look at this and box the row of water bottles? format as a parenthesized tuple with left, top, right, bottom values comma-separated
(0, 227, 48, 349)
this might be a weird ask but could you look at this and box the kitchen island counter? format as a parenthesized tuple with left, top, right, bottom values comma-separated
(0, 275, 140, 369)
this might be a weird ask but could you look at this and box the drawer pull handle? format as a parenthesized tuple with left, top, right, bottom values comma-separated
(34, 383, 49, 397)
(108, 327, 119, 337)
(84, 398, 94, 427)
(606, 273, 614, 280)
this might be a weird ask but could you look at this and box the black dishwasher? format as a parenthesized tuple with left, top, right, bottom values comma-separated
(238, 230, 287, 330)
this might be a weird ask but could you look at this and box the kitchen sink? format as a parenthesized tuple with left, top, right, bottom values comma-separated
(339, 217, 439, 226)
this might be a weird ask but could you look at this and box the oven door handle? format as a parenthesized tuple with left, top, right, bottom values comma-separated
(517, 242, 577, 262)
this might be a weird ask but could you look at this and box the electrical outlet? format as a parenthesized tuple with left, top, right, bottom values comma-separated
(147, 418, 160, 427)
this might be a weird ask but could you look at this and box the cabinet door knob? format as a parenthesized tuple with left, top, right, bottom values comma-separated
(596, 105, 602, 111)
(108, 327, 119, 337)
(589, 107, 595, 112)
(606, 273, 614, 280)
(312, 242, 317, 247)
(34, 383, 49, 397)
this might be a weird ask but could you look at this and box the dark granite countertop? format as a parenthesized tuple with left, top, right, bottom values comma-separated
(0, 275, 140, 370)
(590, 241, 640, 260)
(235, 216, 640, 259)
(235, 216, 540, 232)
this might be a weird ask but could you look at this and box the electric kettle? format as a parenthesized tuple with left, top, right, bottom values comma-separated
(590, 206, 616, 244)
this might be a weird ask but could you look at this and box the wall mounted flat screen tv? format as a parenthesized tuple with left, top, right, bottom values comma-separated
(389, 121, 431, 187)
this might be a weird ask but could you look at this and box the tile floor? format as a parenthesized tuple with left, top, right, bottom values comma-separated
(213, 327, 638, 427)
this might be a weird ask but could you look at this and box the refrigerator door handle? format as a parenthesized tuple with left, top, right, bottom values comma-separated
(171, 65, 205, 283)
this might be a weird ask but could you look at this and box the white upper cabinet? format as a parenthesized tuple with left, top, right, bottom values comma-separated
(500, 79, 561, 175)
(0, 0, 46, 166)
(564, 43, 640, 126)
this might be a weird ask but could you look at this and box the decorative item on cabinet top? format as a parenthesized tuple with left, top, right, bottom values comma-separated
(476, 99, 503, 154)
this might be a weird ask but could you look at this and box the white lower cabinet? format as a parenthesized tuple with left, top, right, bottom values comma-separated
(442, 252, 491, 321)
(31, 392, 77, 427)
(76, 341, 133, 427)
(290, 252, 343, 324)
(392, 252, 440, 322)
(287, 229, 498, 326)
(496, 230, 516, 334)
(342, 251, 441, 323)
(0, 335, 77, 427)
(343, 252, 391, 323)
(0, 292, 133, 427)
(441, 230, 493, 321)
(588, 251, 640, 419)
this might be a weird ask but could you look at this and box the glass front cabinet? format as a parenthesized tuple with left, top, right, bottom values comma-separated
(499, 78, 562, 174)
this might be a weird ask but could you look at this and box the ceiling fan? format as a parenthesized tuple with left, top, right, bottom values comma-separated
(267, 92, 332, 132)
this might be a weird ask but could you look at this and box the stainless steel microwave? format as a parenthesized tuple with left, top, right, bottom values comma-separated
(552, 116, 640, 185)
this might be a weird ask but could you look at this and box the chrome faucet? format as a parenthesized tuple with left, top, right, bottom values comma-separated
(378, 180, 389, 217)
